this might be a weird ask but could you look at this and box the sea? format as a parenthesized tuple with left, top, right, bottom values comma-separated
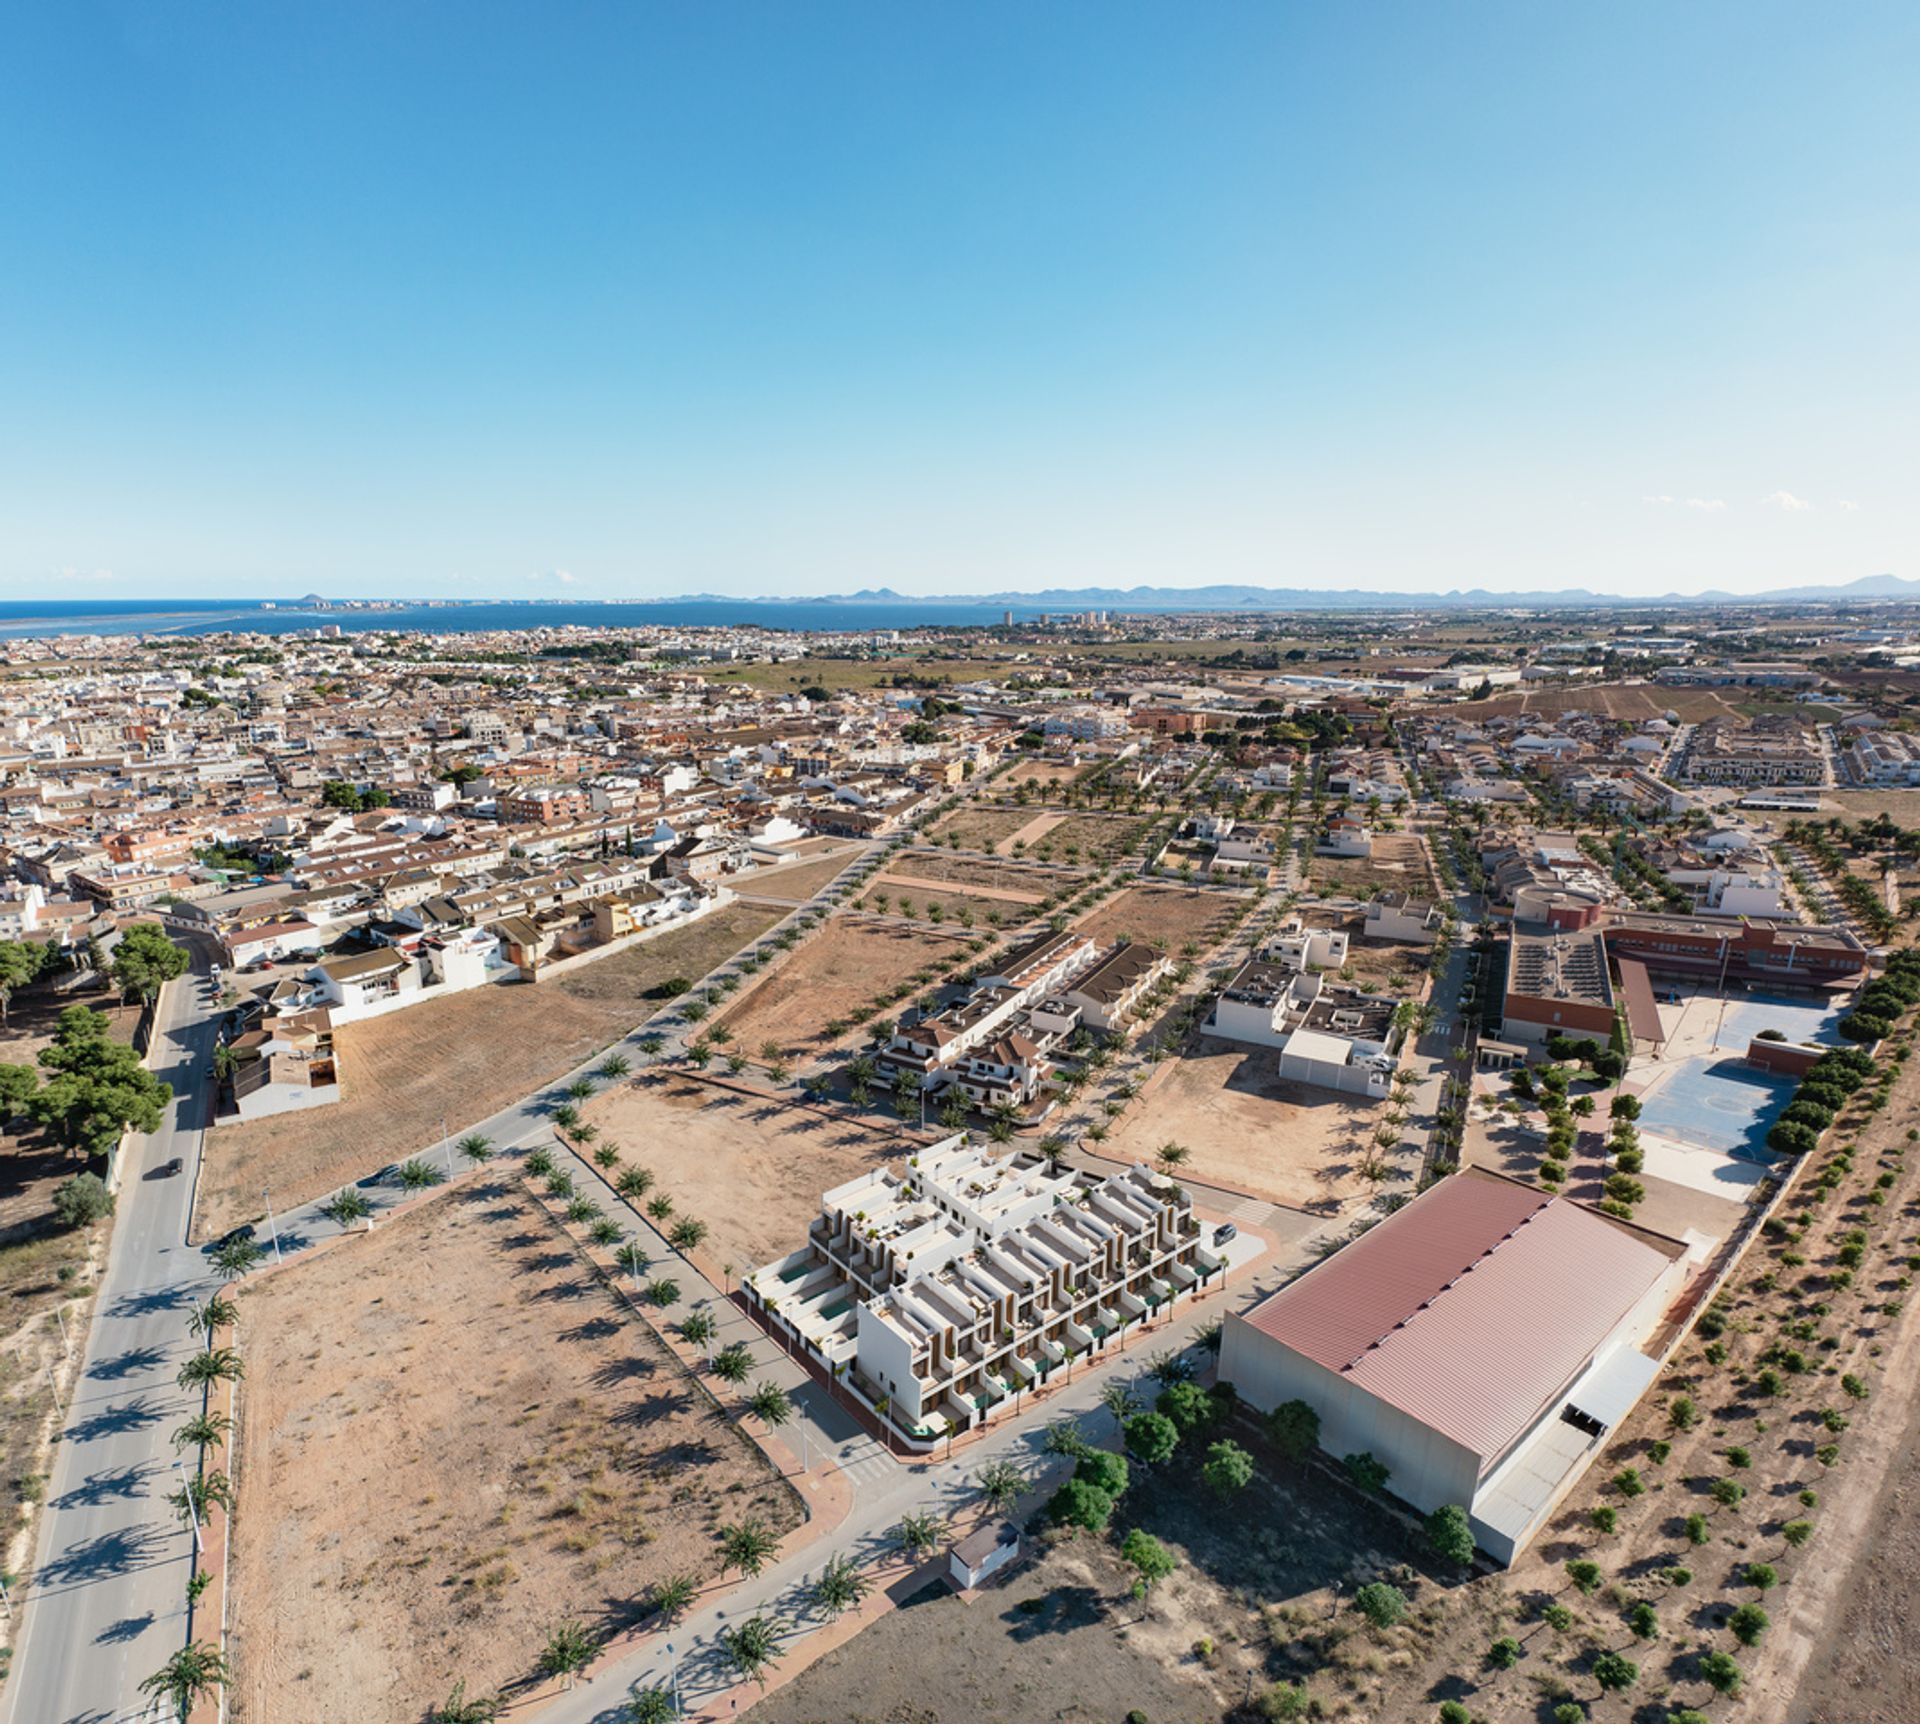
(0, 599, 1067, 641)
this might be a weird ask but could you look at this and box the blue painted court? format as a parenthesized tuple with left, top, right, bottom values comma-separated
(1638, 1057, 1796, 1161)
(1707, 992, 1845, 1053)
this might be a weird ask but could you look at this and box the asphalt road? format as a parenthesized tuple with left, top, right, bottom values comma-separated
(5, 966, 224, 1724)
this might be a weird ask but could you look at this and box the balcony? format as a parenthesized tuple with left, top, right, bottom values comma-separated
(1064, 1319, 1094, 1350)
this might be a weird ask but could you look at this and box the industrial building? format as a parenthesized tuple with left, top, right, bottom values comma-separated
(1220, 1169, 1694, 1565)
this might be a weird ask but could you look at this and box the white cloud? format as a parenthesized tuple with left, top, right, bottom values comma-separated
(529, 567, 578, 584)
(52, 566, 115, 582)
(1642, 494, 1676, 505)
(1685, 498, 1726, 511)
(1763, 490, 1813, 511)
(1839, 499, 1861, 512)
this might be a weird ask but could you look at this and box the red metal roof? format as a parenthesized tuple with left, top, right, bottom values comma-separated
(1239, 1169, 1680, 1466)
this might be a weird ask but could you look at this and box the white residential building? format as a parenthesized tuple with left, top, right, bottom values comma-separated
(746, 1137, 1224, 1446)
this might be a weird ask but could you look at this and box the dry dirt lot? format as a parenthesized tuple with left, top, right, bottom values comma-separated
(713, 917, 972, 1060)
(1103, 1038, 1389, 1211)
(889, 851, 1080, 897)
(585, 1076, 910, 1275)
(738, 843, 869, 902)
(1829, 788, 1920, 827)
(1458, 683, 1744, 724)
(195, 902, 782, 1237)
(1035, 813, 1149, 865)
(856, 879, 1033, 930)
(1001, 760, 1085, 790)
(1072, 886, 1240, 957)
(0, 979, 142, 1070)
(927, 806, 1037, 854)
(227, 1178, 800, 1724)
(1305, 831, 1436, 897)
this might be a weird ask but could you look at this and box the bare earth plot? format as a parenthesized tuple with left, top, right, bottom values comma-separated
(712, 917, 972, 1060)
(1458, 683, 1743, 724)
(195, 901, 782, 1237)
(227, 1179, 801, 1724)
(736, 842, 869, 902)
(888, 852, 1080, 896)
(1102, 1039, 1383, 1210)
(1305, 831, 1436, 897)
(585, 1077, 910, 1275)
(927, 806, 1036, 854)
(1030, 813, 1147, 865)
(1002, 759, 1084, 790)
(854, 880, 1030, 930)
(1072, 885, 1239, 956)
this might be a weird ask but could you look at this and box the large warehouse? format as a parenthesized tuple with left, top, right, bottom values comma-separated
(1219, 1168, 1694, 1564)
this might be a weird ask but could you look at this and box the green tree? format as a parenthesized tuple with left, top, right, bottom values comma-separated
(1698, 1649, 1743, 1695)
(50, 1172, 113, 1228)
(210, 1236, 263, 1279)
(1353, 1582, 1406, 1629)
(319, 1186, 373, 1225)
(1426, 1503, 1476, 1568)
(172, 1411, 233, 1452)
(110, 924, 190, 1005)
(712, 1341, 753, 1384)
(1591, 1650, 1638, 1694)
(747, 1381, 793, 1427)
(30, 1006, 171, 1158)
(1202, 1439, 1255, 1496)
(430, 1681, 505, 1723)
(975, 1458, 1025, 1515)
(1267, 1398, 1320, 1463)
(1047, 1477, 1115, 1532)
(1121, 1527, 1178, 1597)
(457, 1133, 494, 1165)
(1124, 1411, 1179, 1466)
(1729, 1603, 1770, 1646)
(1155, 1380, 1215, 1437)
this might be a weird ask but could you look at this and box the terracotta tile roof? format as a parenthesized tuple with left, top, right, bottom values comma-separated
(1239, 1168, 1682, 1467)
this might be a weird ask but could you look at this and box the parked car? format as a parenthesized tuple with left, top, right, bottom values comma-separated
(1213, 1222, 1238, 1246)
(356, 1164, 398, 1190)
(211, 1223, 256, 1252)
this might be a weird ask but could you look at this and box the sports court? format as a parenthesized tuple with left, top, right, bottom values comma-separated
(1635, 1057, 1795, 1162)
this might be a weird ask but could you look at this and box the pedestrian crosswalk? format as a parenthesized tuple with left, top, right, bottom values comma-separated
(831, 1438, 897, 1486)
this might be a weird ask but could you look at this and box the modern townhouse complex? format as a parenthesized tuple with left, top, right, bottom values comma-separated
(746, 1136, 1227, 1444)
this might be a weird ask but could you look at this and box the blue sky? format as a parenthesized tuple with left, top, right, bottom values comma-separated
(1, 3, 1914, 600)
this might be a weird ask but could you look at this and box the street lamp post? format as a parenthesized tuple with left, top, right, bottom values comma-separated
(262, 1188, 283, 1264)
(173, 1457, 203, 1556)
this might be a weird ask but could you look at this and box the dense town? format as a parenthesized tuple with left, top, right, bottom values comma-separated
(3, 605, 1920, 1723)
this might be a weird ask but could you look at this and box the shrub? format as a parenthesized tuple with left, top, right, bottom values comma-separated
(1729, 1602, 1770, 1646)
(1426, 1503, 1475, 1568)
(1352, 1581, 1406, 1629)
(1268, 1398, 1319, 1462)
(1591, 1650, 1638, 1693)
(1485, 1636, 1521, 1669)
(1565, 1559, 1603, 1594)
(1048, 1478, 1114, 1532)
(1343, 1451, 1390, 1494)
(51, 1173, 113, 1229)
(1075, 1449, 1130, 1499)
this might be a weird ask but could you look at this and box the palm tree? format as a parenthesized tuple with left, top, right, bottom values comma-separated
(397, 1157, 442, 1192)
(188, 1293, 238, 1340)
(637, 1033, 665, 1057)
(167, 1469, 236, 1525)
(712, 1341, 753, 1384)
(811, 1552, 868, 1618)
(172, 1411, 232, 1452)
(524, 1146, 555, 1178)
(431, 1681, 505, 1723)
(456, 1133, 494, 1166)
(895, 1510, 946, 1561)
(975, 1458, 1025, 1515)
(614, 1241, 651, 1281)
(177, 1348, 243, 1391)
(645, 1278, 681, 1308)
(537, 1622, 598, 1690)
(669, 1217, 708, 1252)
(593, 1141, 620, 1168)
(549, 1102, 581, 1132)
(1101, 1380, 1140, 1425)
(648, 1572, 697, 1622)
(680, 1310, 718, 1349)
(1156, 1141, 1191, 1175)
(210, 1237, 263, 1280)
(647, 1194, 674, 1221)
(589, 1217, 622, 1246)
(543, 1171, 575, 1202)
(566, 1077, 596, 1102)
(623, 1688, 676, 1724)
(616, 1165, 655, 1199)
(597, 1053, 632, 1080)
(719, 1516, 780, 1577)
(748, 1381, 793, 1427)
(720, 1614, 784, 1689)
(139, 1642, 229, 1723)
(320, 1186, 373, 1226)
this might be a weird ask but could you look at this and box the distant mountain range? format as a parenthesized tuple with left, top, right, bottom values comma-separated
(663, 573, 1920, 613)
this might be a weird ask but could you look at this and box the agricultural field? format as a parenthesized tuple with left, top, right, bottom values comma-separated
(583, 1076, 911, 1277)
(1071, 885, 1240, 958)
(711, 915, 973, 1061)
(194, 901, 783, 1238)
(700, 655, 1011, 694)
(1101, 1038, 1393, 1212)
(227, 1178, 801, 1724)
